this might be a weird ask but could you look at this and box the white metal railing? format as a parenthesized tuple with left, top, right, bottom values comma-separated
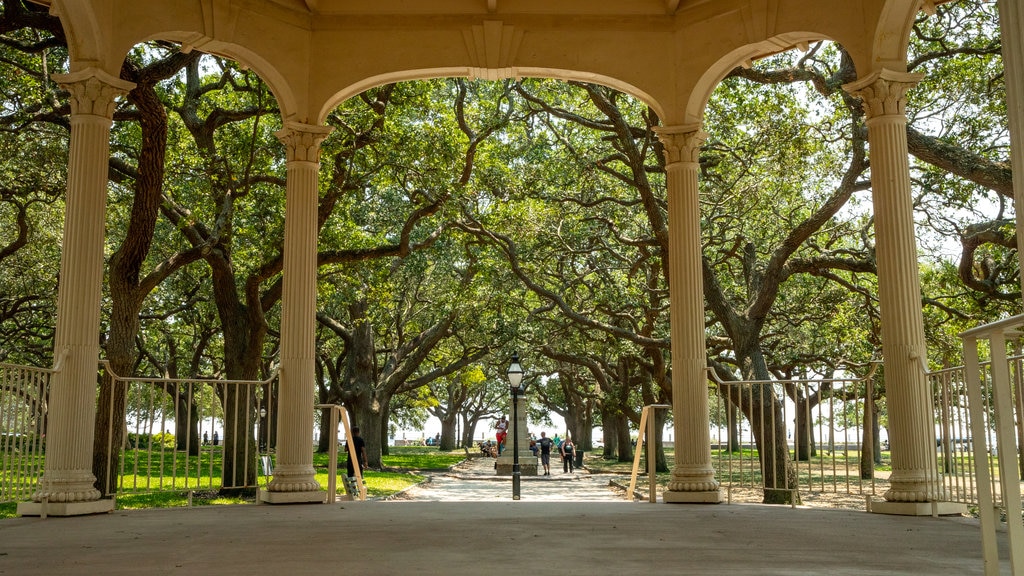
(924, 362, 999, 509)
(707, 364, 882, 507)
(961, 315, 1024, 576)
(0, 359, 61, 503)
(102, 362, 277, 498)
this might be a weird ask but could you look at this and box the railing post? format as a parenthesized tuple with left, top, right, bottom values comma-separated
(626, 404, 670, 502)
(327, 407, 338, 503)
(962, 314, 1024, 575)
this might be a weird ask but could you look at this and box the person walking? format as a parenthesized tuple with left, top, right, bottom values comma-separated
(345, 426, 367, 478)
(538, 431, 554, 476)
(495, 416, 509, 455)
(561, 438, 575, 473)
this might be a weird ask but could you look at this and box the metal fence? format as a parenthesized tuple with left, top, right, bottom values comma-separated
(0, 361, 360, 505)
(703, 356, 1021, 513)
(0, 355, 1017, 510)
(0, 362, 53, 503)
(707, 366, 884, 507)
(926, 362, 997, 509)
(102, 362, 278, 499)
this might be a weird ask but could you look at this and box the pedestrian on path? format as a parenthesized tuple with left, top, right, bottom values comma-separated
(495, 416, 509, 455)
(346, 426, 367, 477)
(561, 438, 575, 473)
(538, 431, 554, 475)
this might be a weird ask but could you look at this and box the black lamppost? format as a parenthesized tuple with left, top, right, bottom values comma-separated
(508, 351, 526, 500)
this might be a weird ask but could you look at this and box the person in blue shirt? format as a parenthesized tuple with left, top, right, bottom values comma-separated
(538, 432, 554, 475)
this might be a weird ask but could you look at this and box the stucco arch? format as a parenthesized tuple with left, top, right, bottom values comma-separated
(128, 33, 301, 124)
(872, 0, 928, 72)
(46, 1, 106, 73)
(684, 32, 842, 127)
(318, 66, 665, 126)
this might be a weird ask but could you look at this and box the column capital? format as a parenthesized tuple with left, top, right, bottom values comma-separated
(53, 67, 135, 118)
(654, 124, 707, 167)
(843, 69, 924, 121)
(275, 122, 334, 163)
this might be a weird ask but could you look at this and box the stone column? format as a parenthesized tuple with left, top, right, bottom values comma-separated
(496, 394, 538, 476)
(844, 70, 961, 515)
(655, 125, 721, 504)
(261, 122, 333, 504)
(21, 69, 134, 516)
(997, 0, 1024, 302)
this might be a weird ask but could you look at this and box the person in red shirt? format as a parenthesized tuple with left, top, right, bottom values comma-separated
(495, 416, 509, 455)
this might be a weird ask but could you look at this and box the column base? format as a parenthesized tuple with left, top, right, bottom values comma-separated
(257, 489, 325, 504)
(18, 498, 115, 517)
(870, 500, 967, 516)
(495, 454, 539, 476)
(663, 490, 722, 504)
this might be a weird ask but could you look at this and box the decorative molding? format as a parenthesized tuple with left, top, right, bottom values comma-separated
(53, 68, 135, 118)
(275, 122, 334, 163)
(467, 67, 519, 82)
(462, 21, 524, 70)
(740, 0, 780, 44)
(200, 0, 241, 41)
(654, 125, 706, 166)
(843, 69, 924, 120)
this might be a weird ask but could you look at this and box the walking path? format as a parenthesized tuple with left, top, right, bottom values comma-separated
(395, 455, 627, 502)
(0, 456, 1006, 575)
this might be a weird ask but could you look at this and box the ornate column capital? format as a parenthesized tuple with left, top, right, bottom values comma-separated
(53, 68, 135, 118)
(275, 122, 334, 163)
(843, 69, 924, 121)
(654, 124, 707, 167)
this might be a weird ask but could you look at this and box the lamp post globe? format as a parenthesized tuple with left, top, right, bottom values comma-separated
(508, 352, 526, 500)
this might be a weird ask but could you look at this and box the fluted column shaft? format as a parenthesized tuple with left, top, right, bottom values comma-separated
(33, 69, 134, 503)
(267, 122, 332, 494)
(845, 70, 942, 503)
(997, 0, 1024, 301)
(656, 125, 721, 503)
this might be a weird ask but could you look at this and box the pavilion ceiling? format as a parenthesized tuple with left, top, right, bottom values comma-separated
(262, 0, 705, 17)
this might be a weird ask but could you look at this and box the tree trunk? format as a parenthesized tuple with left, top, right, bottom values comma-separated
(460, 414, 478, 448)
(794, 393, 816, 461)
(728, 403, 742, 452)
(439, 411, 458, 450)
(615, 413, 633, 463)
(316, 406, 332, 453)
(173, 386, 201, 455)
(861, 378, 875, 479)
(723, 343, 798, 505)
(92, 73, 170, 497)
(346, 298, 384, 469)
(601, 403, 617, 459)
(213, 285, 264, 496)
(653, 405, 669, 472)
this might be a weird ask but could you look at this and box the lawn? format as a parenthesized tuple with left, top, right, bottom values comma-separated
(0, 445, 467, 518)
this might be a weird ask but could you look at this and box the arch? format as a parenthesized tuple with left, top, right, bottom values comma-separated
(872, 0, 926, 73)
(49, 0, 107, 72)
(684, 32, 841, 127)
(317, 66, 665, 126)
(131, 32, 302, 124)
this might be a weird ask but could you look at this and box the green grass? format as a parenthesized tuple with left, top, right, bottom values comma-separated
(0, 444, 465, 516)
(585, 447, 895, 494)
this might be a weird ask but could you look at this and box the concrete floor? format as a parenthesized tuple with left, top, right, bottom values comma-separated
(0, 459, 1007, 575)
